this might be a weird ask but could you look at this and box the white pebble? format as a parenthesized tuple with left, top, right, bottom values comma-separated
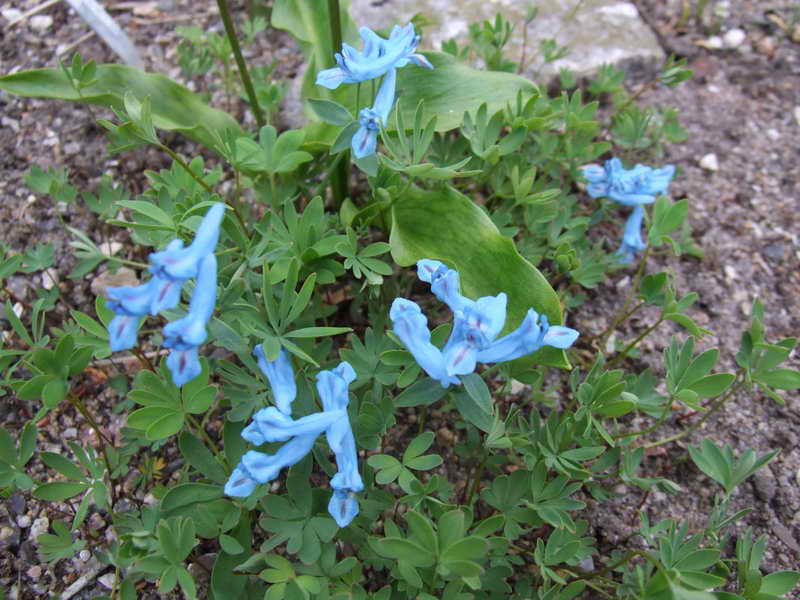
(794, 106, 800, 126)
(704, 36, 724, 49)
(98, 573, 116, 590)
(723, 28, 746, 48)
(1, 8, 23, 22)
(16, 515, 31, 528)
(699, 153, 719, 172)
(29, 15, 53, 33)
(30, 517, 50, 542)
(766, 128, 780, 141)
(79, 549, 91, 562)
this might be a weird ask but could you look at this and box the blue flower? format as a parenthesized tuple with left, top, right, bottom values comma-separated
(162, 253, 217, 386)
(225, 354, 363, 527)
(149, 203, 226, 281)
(351, 68, 397, 159)
(390, 261, 580, 387)
(106, 274, 183, 318)
(108, 315, 142, 352)
(582, 158, 675, 263)
(616, 204, 647, 264)
(583, 158, 675, 206)
(253, 346, 297, 415)
(316, 23, 432, 90)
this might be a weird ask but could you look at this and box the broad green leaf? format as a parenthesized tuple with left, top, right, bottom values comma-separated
(454, 390, 494, 433)
(161, 483, 224, 512)
(396, 53, 538, 132)
(179, 432, 228, 484)
(390, 185, 568, 368)
(461, 373, 493, 414)
(33, 481, 90, 501)
(0, 66, 243, 153)
(393, 377, 448, 407)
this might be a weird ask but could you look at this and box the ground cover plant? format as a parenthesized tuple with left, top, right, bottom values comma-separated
(0, 0, 799, 598)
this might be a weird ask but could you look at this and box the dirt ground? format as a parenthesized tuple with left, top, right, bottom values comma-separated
(0, 0, 798, 598)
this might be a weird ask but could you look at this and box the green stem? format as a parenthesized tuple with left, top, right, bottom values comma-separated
(466, 453, 488, 504)
(643, 378, 745, 449)
(159, 143, 249, 235)
(606, 316, 663, 369)
(68, 393, 118, 506)
(327, 0, 343, 59)
(187, 414, 223, 459)
(600, 246, 651, 350)
(215, 0, 265, 128)
(327, 0, 348, 208)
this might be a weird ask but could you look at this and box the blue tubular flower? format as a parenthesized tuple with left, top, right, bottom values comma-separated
(352, 67, 397, 159)
(617, 204, 647, 264)
(582, 158, 675, 206)
(316, 23, 432, 90)
(108, 315, 142, 351)
(253, 346, 297, 415)
(242, 407, 345, 446)
(442, 294, 507, 377)
(163, 253, 217, 386)
(582, 159, 675, 263)
(391, 261, 580, 387)
(226, 353, 363, 527)
(106, 274, 183, 317)
(476, 310, 579, 364)
(149, 203, 226, 281)
(163, 254, 217, 350)
(166, 346, 202, 387)
(240, 434, 319, 484)
(224, 463, 259, 497)
(390, 298, 460, 387)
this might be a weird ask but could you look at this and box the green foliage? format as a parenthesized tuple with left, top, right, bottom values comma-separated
(689, 441, 778, 497)
(1, 3, 796, 599)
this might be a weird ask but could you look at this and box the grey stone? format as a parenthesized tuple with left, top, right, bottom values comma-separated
(9, 494, 26, 516)
(349, 0, 664, 80)
(90, 267, 139, 298)
(29, 15, 53, 33)
(753, 470, 777, 502)
(762, 242, 785, 262)
(699, 153, 719, 172)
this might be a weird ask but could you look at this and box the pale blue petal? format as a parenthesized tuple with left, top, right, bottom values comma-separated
(616, 204, 646, 262)
(254, 346, 296, 415)
(241, 434, 318, 483)
(166, 346, 202, 387)
(149, 203, 225, 281)
(108, 315, 142, 351)
(476, 309, 542, 364)
(473, 293, 507, 341)
(328, 489, 359, 527)
(431, 269, 473, 314)
(315, 67, 348, 90)
(316, 361, 356, 413)
(106, 277, 160, 317)
(541, 326, 580, 349)
(581, 164, 607, 183)
(245, 406, 343, 444)
(351, 124, 377, 159)
(149, 276, 183, 314)
(372, 68, 397, 123)
(224, 464, 258, 497)
(162, 253, 217, 350)
(416, 259, 448, 283)
(390, 298, 457, 387)
(609, 191, 656, 206)
(586, 182, 609, 198)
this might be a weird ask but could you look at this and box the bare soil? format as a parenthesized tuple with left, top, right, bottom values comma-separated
(0, 0, 798, 598)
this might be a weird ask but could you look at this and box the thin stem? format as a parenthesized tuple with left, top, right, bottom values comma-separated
(132, 346, 157, 372)
(600, 246, 651, 351)
(327, 0, 343, 59)
(159, 143, 249, 235)
(606, 316, 663, 369)
(466, 453, 488, 504)
(187, 414, 222, 458)
(643, 378, 745, 449)
(215, 0, 265, 128)
(68, 393, 118, 506)
(327, 0, 348, 208)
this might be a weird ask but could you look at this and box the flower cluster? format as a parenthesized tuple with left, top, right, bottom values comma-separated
(316, 23, 433, 159)
(390, 260, 580, 388)
(225, 346, 363, 528)
(582, 158, 675, 263)
(105, 203, 224, 386)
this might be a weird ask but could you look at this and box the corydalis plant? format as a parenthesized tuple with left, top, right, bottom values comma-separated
(316, 23, 433, 159)
(105, 202, 224, 386)
(582, 158, 675, 263)
(225, 347, 362, 528)
(391, 260, 579, 387)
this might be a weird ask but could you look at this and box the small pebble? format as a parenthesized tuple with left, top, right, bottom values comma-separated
(794, 106, 800, 127)
(29, 14, 53, 33)
(16, 515, 31, 529)
(26, 566, 42, 579)
(704, 36, 723, 49)
(79, 549, 91, 562)
(63, 427, 77, 439)
(766, 128, 780, 141)
(98, 573, 116, 590)
(723, 28, 746, 48)
(30, 517, 50, 542)
(699, 153, 719, 172)
(1, 7, 23, 21)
